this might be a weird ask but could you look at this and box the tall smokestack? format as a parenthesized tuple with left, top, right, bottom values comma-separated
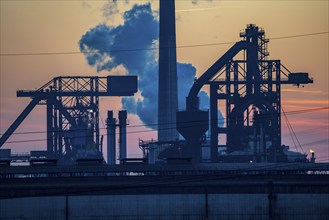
(158, 0, 179, 141)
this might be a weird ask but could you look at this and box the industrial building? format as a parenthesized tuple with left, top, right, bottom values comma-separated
(0, 0, 328, 219)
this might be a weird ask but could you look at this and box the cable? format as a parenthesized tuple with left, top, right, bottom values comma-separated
(0, 32, 328, 57)
(1, 106, 327, 137)
(284, 107, 329, 115)
(0, 106, 327, 146)
(282, 125, 328, 137)
(270, 32, 329, 40)
(282, 110, 299, 152)
(2, 108, 328, 145)
(282, 107, 305, 154)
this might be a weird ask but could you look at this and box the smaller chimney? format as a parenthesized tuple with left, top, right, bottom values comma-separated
(119, 111, 127, 163)
(106, 111, 116, 164)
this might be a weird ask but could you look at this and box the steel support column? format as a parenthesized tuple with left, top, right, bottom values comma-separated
(210, 83, 218, 162)
(47, 97, 54, 153)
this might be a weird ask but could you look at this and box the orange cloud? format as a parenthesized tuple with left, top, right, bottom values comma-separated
(283, 99, 328, 106)
(282, 88, 325, 94)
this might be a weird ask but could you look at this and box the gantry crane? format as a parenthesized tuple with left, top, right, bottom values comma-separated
(0, 75, 137, 162)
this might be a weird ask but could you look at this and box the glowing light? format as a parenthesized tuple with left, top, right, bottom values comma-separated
(310, 149, 315, 153)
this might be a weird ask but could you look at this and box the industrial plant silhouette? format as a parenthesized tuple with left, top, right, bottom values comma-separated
(0, 0, 327, 219)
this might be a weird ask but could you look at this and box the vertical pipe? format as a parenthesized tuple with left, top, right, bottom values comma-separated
(90, 78, 94, 146)
(276, 61, 281, 161)
(260, 119, 266, 162)
(95, 78, 100, 151)
(54, 110, 58, 153)
(107, 111, 116, 164)
(253, 123, 257, 163)
(59, 78, 63, 155)
(225, 63, 231, 149)
(119, 111, 127, 163)
(53, 79, 58, 153)
(268, 62, 273, 93)
(233, 62, 238, 94)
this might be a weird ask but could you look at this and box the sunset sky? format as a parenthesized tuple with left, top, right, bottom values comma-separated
(0, 0, 328, 161)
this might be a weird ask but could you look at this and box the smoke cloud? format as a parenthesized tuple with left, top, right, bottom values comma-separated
(79, 3, 223, 130)
(102, 0, 130, 21)
(191, 0, 214, 5)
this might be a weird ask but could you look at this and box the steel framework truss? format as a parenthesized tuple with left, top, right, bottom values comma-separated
(0, 76, 137, 162)
(184, 24, 313, 163)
